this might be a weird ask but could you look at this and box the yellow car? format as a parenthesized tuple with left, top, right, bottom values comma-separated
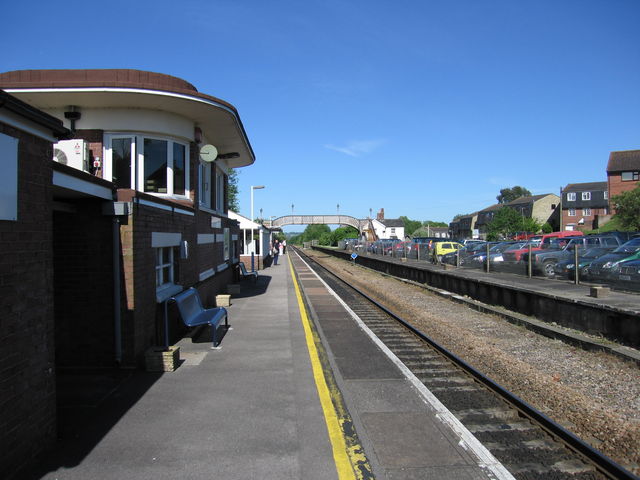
(432, 241, 463, 263)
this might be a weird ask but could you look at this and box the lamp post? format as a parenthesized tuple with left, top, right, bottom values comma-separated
(250, 186, 265, 270)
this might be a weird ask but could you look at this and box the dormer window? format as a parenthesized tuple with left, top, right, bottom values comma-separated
(567, 192, 576, 201)
(582, 192, 591, 201)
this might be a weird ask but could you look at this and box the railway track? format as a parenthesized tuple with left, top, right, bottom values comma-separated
(291, 247, 637, 480)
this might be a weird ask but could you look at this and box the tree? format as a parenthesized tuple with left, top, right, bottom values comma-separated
(400, 216, 422, 236)
(227, 169, 240, 212)
(611, 183, 640, 230)
(486, 207, 541, 240)
(496, 186, 532, 204)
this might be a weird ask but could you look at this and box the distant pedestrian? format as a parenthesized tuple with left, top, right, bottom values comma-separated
(282, 239, 287, 254)
(273, 240, 280, 265)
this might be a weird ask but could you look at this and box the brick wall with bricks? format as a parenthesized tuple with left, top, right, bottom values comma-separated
(0, 122, 57, 479)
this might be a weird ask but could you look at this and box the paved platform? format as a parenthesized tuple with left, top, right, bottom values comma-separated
(29, 252, 511, 480)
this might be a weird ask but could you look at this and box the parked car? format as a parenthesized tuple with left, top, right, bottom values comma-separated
(553, 246, 617, 279)
(527, 235, 623, 278)
(432, 241, 463, 263)
(584, 237, 640, 282)
(613, 259, 640, 290)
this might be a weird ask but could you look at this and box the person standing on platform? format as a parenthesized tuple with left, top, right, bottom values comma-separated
(282, 239, 287, 254)
(273, 239, 280, 265)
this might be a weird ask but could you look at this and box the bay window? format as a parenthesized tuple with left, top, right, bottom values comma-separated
(105, 133, 189, 197)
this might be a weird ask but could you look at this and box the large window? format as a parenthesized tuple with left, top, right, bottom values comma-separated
(582, 192, 591, 201)
(106, 134, 189, 197)
(621, 171, 639, 181)
(566, 192, 576, 201)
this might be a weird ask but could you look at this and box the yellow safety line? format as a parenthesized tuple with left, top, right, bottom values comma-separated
(288, 257, 360, 480)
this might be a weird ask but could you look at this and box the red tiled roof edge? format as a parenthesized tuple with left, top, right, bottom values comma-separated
(0, 69, 239, 115)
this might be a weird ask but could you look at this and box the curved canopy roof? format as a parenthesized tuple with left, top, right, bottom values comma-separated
(0, 69, 255, 168)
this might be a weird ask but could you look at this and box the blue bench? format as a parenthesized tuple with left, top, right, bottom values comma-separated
(169, 288, 229, 349)
(238, 262, 258, 282)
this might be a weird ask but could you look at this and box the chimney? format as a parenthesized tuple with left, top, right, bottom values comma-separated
(377, 208, 384, 220)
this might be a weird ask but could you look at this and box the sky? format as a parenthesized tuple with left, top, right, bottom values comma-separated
(2, 0, 639, 231)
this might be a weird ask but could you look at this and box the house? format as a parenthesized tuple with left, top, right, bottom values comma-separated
(607, 149, 640, 206)
(449, 213, 478, 239)
(474, 204, 503, 238)
(0, 70, 256, 478)
(560, 182, 608, 231)
(371, 208, 405, 239)
(507, 194, 559, 230)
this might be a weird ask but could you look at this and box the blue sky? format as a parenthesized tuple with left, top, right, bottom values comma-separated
(2, 1, 639, 230)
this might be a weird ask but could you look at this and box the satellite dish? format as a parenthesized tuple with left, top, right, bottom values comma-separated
(199, 144, 218, 163)
(53, 148, 68, 165)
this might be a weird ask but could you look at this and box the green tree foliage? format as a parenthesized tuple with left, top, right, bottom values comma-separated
(486, 207, 541, 240)
(611, 183, 640, 230)
(400, 216, 422, 236)
(290, 224, 358, 246)
(496, 186, 532, 204)
(227, 169, 240, 212)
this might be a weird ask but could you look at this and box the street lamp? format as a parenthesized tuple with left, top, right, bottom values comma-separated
(250, 185, 265, 256)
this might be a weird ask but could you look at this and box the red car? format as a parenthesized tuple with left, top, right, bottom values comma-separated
(502, 232, 582, 263)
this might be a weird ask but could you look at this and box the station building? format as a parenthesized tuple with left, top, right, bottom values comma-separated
(0, 69, 255, 478)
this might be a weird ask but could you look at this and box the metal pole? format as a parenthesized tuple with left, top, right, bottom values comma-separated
(574, 245, 580, 285)
(528, 244, 532, 278)
(486, 242, 490, 273)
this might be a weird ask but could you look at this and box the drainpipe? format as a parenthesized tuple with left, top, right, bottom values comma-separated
(113, 216, 122, 365)
(103, 201, 128, 366)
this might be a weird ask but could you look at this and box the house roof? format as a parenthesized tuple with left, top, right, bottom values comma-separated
(380, 219, 404, 227)
(0, 69, 255, 168)
(563, 182, 607, 192)
(506, 193, 558, 206)
(607, 150, 640, 172)
(478, 203, 502, 212)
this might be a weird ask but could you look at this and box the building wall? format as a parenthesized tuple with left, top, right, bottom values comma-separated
(530, 195, 559, 226)
(608, 173, 640, 201)
(0, 122, 56, 479)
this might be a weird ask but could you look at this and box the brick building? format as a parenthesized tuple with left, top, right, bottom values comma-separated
(0, 70, 256, 478)
(560, 182, 609, 231)
(607, 149, 640, 205)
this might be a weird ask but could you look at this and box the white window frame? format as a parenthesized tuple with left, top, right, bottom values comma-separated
(583, 208, 592, 216)
(566, 192, 576, 201)
(582, 192, 591, 201)
(604, 191, 608, 200)
(104, 133, 189, 198)
(568, 208, 576, 217)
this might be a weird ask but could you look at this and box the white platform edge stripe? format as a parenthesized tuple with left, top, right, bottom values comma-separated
(294, 252, 516, 480)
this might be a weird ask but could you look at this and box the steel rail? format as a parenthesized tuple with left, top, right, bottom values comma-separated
(293, 246, 638, 480)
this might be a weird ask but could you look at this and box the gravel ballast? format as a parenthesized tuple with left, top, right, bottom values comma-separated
(303, 249, 640, 475)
